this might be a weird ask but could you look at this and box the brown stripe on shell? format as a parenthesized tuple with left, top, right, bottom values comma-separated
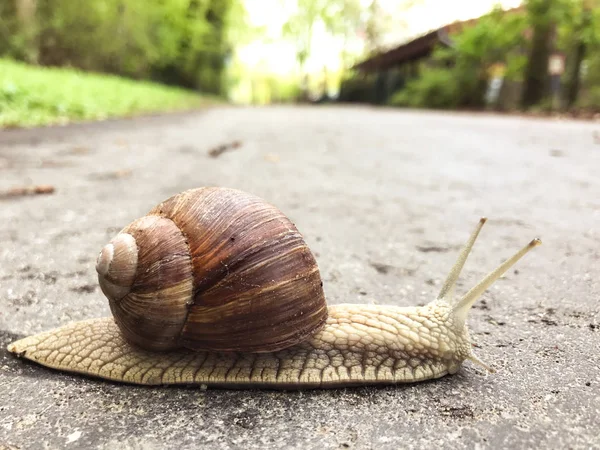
(109, 279, 193, 351)
(109, 215, 193, 351)
(182, 266, 327, 352)
(123, 215, 192, 293)
(148, 187, 329, 352)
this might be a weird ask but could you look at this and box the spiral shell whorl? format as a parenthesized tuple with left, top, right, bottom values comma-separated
(96, 233, 138, 302)
(101, 215, 193, 351)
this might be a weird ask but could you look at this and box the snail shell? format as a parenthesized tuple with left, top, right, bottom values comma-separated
(95, 187, 328, 353)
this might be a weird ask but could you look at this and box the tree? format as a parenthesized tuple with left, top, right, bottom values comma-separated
(520, 0, 559, 109)
(0, 0, 245, 95)
(362, 0, 391, 54)
(520, 0, 600, 109)
(280, 0, 411, 97)
(281, 0, 331, 77)
(559, 0, 600, 108)
(333, 0, 409, 66)
(327, 0, 363, 69)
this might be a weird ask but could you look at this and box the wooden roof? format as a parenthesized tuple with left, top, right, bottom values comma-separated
(352, 28, 448, 72)
(353, 7, 523, 72)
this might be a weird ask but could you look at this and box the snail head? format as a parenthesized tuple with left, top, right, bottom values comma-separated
(432, 217, 541, 372)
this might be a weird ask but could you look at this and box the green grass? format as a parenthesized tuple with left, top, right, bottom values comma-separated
(0, 58, 219, 128)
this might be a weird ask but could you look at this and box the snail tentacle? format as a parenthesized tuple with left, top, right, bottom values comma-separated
(452, 238, 542, 328)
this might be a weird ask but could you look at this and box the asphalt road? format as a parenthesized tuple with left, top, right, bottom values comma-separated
(0, 106, 598, 449)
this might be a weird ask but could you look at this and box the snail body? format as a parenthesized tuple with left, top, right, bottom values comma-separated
(7, 187, 540, 389)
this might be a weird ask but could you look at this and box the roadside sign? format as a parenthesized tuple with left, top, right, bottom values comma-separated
(548, 53, 565, 75)
(488, 62, 506, 78)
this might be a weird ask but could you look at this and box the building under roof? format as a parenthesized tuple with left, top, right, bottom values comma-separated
(352, 7, 522, 73)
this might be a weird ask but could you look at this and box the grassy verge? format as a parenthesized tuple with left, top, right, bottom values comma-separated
(0, 58, 219, 128)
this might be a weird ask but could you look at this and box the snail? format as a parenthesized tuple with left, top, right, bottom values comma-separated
(7, 187, 541, 389)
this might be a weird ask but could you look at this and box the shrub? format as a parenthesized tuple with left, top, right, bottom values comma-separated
(338, 75, 376, 103)
(0, 0, 242, 95)
(388, 68, 459, 109)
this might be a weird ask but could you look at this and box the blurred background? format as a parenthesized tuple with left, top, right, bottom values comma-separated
(1, 0, 599, 127)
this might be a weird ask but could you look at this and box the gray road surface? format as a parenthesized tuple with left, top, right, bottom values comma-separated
(0, 106, 599, 449)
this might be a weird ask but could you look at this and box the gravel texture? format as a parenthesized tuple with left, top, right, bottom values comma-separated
(0, 106, 598, 449)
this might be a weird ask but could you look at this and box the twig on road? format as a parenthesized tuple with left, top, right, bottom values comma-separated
(0, 184, 55, 199)
(208, 140, 242, 158)
(89, 169, 132, 180)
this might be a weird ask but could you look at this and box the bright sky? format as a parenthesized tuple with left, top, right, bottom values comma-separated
(238, 0, 523, 75)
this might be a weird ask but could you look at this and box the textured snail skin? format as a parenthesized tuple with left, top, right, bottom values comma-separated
(8, 302, 472, 388)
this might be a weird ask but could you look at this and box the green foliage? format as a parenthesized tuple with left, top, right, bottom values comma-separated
(338, 74, 376, 103)
(577, 85, 600, 110)
(582, 45, 600, 86)
(552, 0, 600, 107)
(379, 0, 600, 112)
(0, 58, 216, 128)
(389, 68, 459, 109)
(280, 0, 404, 74)
(281, 0, 333, 70)
(520, 0, 554, 108)
(267, 76, 302, 103)
(254, 75, 302, 104)
(555, 0, 600, 47)
(0, 1, 26, 59)
(362, 0, 396, 54)
(452, 7, 527, 77)
(0, 0, 245, 95)
(576, 49, 600, 110)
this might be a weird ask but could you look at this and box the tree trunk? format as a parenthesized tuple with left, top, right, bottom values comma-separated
(13, 0, 37, 62)
(563, 10, 590, 108)
(521, 0, 553, 109)
(16, 0, 36, 24)
(564, 40, 586, 108)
